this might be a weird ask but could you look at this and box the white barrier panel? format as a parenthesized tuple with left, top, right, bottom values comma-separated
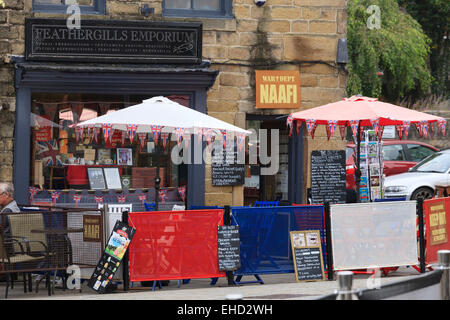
(330, 201, 418, 270)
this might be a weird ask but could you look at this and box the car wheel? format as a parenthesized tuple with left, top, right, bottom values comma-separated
(411, 187, 434, 200)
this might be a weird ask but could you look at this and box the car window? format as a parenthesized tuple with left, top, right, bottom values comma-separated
(411, 152, 450, 173)
(407, 144, 436, 162)
(382, 145, 405, 161)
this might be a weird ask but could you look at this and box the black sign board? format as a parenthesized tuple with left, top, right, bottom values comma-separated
(88, 220, 135, 293)
(217, 225, 241, 271)
(212, 144, 245, 186)
(25, 18, 202, 64)
(310, 150, 346, 204)
(290, 230, 325, 282)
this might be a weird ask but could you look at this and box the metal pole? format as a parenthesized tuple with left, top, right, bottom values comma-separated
(223, 205, 235, 286)
(155, 141, 161, 211)
(336, 271, 357, 300)
(324, 202, 334, 280)
(417, 197, 426, 273)
(121, 210, 130, 292)
(438, 250, 450, 300)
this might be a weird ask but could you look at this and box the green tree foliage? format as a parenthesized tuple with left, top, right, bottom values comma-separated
(346, 0, 432, 102)
(397, 0, 449, 98)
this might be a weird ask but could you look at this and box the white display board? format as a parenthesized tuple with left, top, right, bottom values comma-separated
(330, 201, 418, 270)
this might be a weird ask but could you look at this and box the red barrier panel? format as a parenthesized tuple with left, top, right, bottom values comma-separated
(424, 197, 450, 264)
(128, 210, 226, 282)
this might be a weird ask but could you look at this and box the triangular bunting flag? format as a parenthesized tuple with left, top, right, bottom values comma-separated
(339, 125, 346, 140)
(349, 120, 359, 139)
(126, 124, 138, 144)
(177, 186, 186, 202)
(161, 132, 170, 150)
(151, 125, 163, 145)
(137, 132, 147, 149)
(403, 121, 411, 139)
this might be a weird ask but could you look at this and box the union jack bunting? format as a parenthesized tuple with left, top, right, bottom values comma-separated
(177, 186, 186, 202)
(138, 193, 147, 205)
(75, 126, 84, 144)
(305, 119, 316, 137)
(339, 125, 346, 140)
(137, 132, 147, 149)
(159, 189, 167, 204)
(396, 124, 404, 140)
(220, 130, 229, 149)
(349, 120, 359, 138)
(420, 121, 429, 138)
(403, 121, 411, 139)
(151, 125, 163, 145)
(326, 120, 338, 140)
(126, 124, 138, 144)
(93, 127, 100, 143)
(296, 121, 302, 136)
(28, 187, 39, 203)
(438, 119, 447, 136)
(72, 194, 82, 207)
(94, 196, 104, 204)
(194, 127, 203, 144)
(415, 122, 423, 138)
(51, 191, 61, 204)
(236, 133, 246, 151)
(286, 115, 294, 137)
(204, 129, 214, 151)
(102, 124, 114, 143)
(174, 127, 185, 147)
(87, 125, 93, 143)
(117, 194, 127, 204)
(161, 132, 170, 150)
(183, 133, 191, 149)
(121, 130, 126, 146)
(370, 118, 380, 137)
(377, 125, 385, 141)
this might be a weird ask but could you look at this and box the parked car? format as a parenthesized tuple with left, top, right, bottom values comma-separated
(384, 149, 450, 200)
(346, 140, 439, 191)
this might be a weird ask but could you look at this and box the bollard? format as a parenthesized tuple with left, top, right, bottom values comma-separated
(336, 271, 358, 300)
(438, 250, 450, 300)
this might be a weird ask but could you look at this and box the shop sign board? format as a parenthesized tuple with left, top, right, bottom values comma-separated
(255, 70, 301, 109)
(25, 18, 203, 64)
(290, 230, 325, 282)
(424, 197, 450, 264)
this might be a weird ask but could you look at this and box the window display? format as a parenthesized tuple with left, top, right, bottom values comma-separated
(29, 93, 188, 208)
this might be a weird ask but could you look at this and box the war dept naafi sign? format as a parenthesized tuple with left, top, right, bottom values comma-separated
(25, 18, 202, 64)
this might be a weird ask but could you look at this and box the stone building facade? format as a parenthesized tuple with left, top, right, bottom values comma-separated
(0, 0, 347, 206)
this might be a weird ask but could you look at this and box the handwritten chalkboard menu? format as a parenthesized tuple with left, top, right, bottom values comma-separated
(88, 220, 135, 293)
(311, 150, 346, 204)
(212, 145, 245, 186)
(217, 225, 241, 271)
(290, 230, 325, 282)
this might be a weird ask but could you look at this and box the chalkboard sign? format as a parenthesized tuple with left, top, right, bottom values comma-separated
(88, 220, 135, 293)
(311, 150, 346, 204)
(217, 225, 241, 271)
(212, 144, 245, 186)
(290, 230, 325, 282)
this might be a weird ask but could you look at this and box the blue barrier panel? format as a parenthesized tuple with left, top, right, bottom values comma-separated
(231, 205, 326, 282)
(254, 201, 279, 207)
(144, 202, 156, 211)
(374, 197, 406, 202)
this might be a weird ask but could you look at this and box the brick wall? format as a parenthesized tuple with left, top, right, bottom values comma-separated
(0, 0, 348, 205)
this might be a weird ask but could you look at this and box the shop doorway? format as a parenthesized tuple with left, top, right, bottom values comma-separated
(244, 115, 289, 206)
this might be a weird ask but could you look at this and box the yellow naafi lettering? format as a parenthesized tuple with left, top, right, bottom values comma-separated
(278, 85, 287, 103)
(260, 84, 269, 103)
(430, 213, 439, 227)
(269, 84, 278, 103)
(286, 85, 297, 103)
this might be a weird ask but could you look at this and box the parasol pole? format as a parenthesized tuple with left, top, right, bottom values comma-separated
(355, 120, 361, 203)
(155, 139, 161, 211)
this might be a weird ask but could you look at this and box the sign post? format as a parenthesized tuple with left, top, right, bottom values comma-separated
(218, 205, 240, 286)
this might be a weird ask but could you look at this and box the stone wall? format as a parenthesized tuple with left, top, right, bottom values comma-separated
(0, 0, 348, 205)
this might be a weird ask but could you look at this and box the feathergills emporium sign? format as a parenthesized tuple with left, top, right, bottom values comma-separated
(255, 70, 301, 109)
(25, 18, 202, 64)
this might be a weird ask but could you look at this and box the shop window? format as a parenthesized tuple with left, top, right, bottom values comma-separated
(163, 0, 233, 18)
(30, 93, 187, 206)
(33, 0, 106, 14)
